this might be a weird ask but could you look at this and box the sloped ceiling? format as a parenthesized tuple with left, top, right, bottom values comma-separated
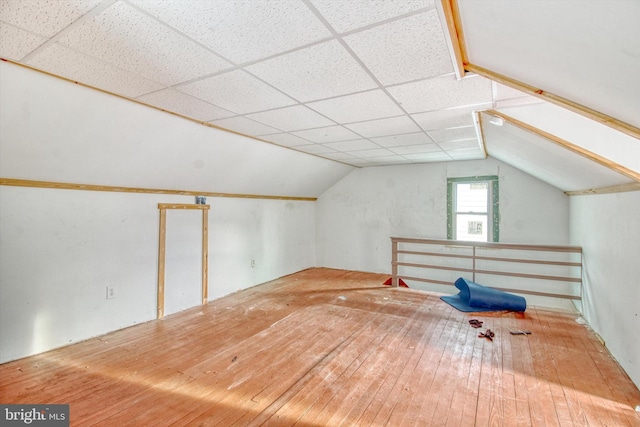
(479, 111, 636, 192)
(0, 0, 540, 167)
(458, 0, 640, 131)
(0, 0, 638, 194)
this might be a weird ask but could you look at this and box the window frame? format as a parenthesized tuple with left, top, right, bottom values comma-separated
(447, 175, 500, 242)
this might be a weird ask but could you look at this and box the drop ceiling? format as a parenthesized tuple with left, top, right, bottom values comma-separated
(0, 0, 541, 167)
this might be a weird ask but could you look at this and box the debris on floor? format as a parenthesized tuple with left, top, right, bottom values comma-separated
(509, 329, 531, 335)
(468, 319, 483, 328)
(478, 329, 495, 341)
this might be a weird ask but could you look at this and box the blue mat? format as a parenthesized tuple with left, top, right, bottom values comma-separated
(440, 278, 527, 312)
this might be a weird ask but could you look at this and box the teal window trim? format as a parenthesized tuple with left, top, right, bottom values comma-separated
(447, 175, 500, 242)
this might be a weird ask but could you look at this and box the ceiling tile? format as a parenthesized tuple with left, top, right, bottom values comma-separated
(344, 158, 379, 166)
(345, 10, 452, 86)
(129, 0, 331, 64)
(246, 105, 334, 132)
(310, 0, 432, 33)
(0, 22, 48, 61)
(324, 139, 380, 152)
(348, 148, 396, 158)
(404, 151, 451, 161)
(319, 152, 358, 162)
(438, 138, 481, 151)
(412, 103, 490, 131)
(292, 126, 360, 143)
(389, 143, 442, 155)
(371, 132, 434, 148)
(260, 133, 312, 147)
(427, 126, 478, 143)
(307, 89, 403, 123)
(0, 0, 103, 37)
(388, 74, 493, 113)
(210, 116, 282, 136)
(26, 42, 165, 98)
(56, 1, 231, 85)
(137, 89, 234, 122)
(447, 149, 485, 160)
(179, 70, 296, 114)
(246, 40, 377, 102)
(367, 155, 414, 165)
(294, 144, 338, 155)
(345, 116, 421, 138)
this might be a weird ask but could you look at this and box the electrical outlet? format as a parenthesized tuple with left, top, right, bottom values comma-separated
(251, 259, 256, 268)
(106, 285, 117, 299)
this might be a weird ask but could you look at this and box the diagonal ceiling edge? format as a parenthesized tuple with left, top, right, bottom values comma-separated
(441, 0, 640, 141)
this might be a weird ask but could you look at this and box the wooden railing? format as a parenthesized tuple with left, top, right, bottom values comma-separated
(391, 237, 582, 301)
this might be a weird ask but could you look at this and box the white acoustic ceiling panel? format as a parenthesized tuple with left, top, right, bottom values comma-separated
(458, 0, 640, 129)
(372, 132, 435, 148)
(129, 0, 331, 64)
(137, 89, 234, 122)
(345, 116, 422, 138)
(2, 0, 619, 171)
(412, 103, 490, 131)
(26, 42, 165, 98)
(246, 105, 335, 132)
(292, 126, 360, 144)
(481, 112, 634, 192)
(0, 22, 47, 60)
(178, 70, 296, 115)
(309, 0, 432, 33)
(324, 139, 380, 152)
(246, 40, 377, 102)
(209, 116, 281, 137)
(306, 90, 403, 124)
(344, 10, 452, 85)
(260, 133, 311, 148)
(0, 0, 103, 37)
(388, 74, 493, 113)
(55, 1, 232, 86)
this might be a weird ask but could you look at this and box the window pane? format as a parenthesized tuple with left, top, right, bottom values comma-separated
(456, 214, 488, 242)
(455, 183, 487, 213)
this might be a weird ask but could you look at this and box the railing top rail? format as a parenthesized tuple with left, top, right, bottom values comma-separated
(390, 237, 582, 253)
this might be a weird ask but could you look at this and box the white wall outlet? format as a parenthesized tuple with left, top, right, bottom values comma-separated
(251, 259, 256, 268)
(106, 285, 117, 299)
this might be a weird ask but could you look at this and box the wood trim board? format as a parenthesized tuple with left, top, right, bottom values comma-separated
(482, 110, 640, 183)
(441, 1, 640, 141)
(0, 178, 317, 201)
(157, 203, 210, 319)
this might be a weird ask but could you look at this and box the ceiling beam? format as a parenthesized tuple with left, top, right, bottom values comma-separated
(443, 0, 640, 141)
(0, 178, 317, 201)
(437, 0, 466, 79)
(483, 110, 640, 183)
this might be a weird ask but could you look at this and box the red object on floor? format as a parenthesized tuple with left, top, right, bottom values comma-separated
(382, 277, 409, 288)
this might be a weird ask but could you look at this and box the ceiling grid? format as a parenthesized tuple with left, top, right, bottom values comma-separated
(3, 0, 635, 192)
(1, 0, 539, 167)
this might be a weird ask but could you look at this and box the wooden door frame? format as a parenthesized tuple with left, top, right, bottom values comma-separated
(157, 203, 209, 319)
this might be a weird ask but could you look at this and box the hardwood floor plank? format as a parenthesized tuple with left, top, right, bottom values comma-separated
(1, 268, 639, 427)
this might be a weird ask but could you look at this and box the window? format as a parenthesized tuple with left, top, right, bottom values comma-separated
(447, 176, 499, 242)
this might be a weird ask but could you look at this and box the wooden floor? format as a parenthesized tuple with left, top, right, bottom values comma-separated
(1, 268, 639, 426)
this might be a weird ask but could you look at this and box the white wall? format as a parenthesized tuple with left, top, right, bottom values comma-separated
(0, 186, 315, 363)
(0, 61, 339, 363)
(316, 157, 571, 306)
(570, 191, 640, 388)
